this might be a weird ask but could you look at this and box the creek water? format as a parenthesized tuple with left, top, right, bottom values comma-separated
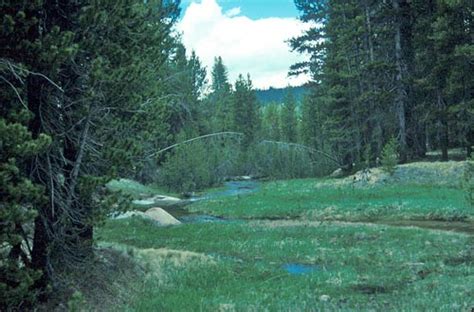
(169, 180, 473, 235)
(174, 180, 260, 223)
(193, 180, 260, 201)
(282, 263, 321, 275)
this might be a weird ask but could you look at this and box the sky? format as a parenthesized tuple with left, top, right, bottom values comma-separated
(177, 0, 310, 89)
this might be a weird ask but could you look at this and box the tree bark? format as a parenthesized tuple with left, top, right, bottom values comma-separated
(437, 89, 449, 161)
(392, 0, 408, 163)
(27, 74, 52, 300)
(364, 0, 383, 157)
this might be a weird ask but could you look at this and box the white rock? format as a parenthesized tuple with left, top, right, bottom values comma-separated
(111, 208, 181, 226)
(319, 295, 330, 302)
(144, 207, 181, 226)
(133, 195, 182, 208)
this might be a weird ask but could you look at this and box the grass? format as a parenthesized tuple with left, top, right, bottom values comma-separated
(97, 217, 473, 311)
(106, 178, 178, 199)
(188, 178, 471, 222)
(96, 171, 473, 310)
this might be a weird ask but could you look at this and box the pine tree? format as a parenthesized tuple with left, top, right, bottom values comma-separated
(1, 0, 183, 306)
(232, 74, 259, 149)
(300, 91, 323, 151)
(0, 60, 51, 307)
(262, 102, 281, 141)
(280, 91, 298, 143)
(204, 56, 231, 132)
(291, 0, 471, 166)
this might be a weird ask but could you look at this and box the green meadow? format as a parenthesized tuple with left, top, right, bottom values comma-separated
(97, 176, 473, 311)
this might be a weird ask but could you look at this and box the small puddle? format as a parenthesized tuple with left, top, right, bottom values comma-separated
(283, 263, 321, 275)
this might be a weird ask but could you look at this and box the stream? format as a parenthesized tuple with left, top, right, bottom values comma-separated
(170, 180, 473, 235)
(176, 180, 259, 224)
(166, 180, 472, 276)
(192, 180, 260, 201)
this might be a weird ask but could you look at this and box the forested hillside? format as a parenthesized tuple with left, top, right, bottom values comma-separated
(255, 85, 308, 105)
(1, 0, 472, 309)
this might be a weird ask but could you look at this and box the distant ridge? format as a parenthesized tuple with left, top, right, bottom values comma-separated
(255, 85, 308, 105)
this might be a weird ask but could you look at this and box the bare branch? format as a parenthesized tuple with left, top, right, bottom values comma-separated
(0, 75, 28, 109)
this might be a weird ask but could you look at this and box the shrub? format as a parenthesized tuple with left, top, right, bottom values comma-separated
(463, 156, 474, 209)
(381, 137, 399, 175)
(158, 136, 239, 193)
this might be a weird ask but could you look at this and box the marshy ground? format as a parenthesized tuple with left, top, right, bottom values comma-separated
(96, 161, 473, 311)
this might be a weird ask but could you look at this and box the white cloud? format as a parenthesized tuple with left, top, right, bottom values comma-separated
(225, 7, 241, 17)
(177, 0, 310, 89)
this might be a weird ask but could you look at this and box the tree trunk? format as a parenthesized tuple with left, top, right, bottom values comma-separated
(364, 0, 383, 157)
(436, 90, 449, 161)
(31, 215, 51, 301)
(392, 0, 408, 163)
(27, 75, 52, 300)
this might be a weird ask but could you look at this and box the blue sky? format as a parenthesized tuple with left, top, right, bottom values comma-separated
(177, 0, 310, 89)
(180, 0, 300, 19)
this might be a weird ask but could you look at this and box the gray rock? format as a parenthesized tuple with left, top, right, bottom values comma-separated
(329, 168, 344, 178)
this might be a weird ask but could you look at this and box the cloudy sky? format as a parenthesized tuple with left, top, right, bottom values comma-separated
(177, 0, 310, 89)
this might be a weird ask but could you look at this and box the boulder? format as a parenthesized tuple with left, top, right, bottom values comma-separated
(111, 208, 181, 226)
(132, 195, 183, 208)
(144, 207, 181, 226)
(329, 168, 344, 178)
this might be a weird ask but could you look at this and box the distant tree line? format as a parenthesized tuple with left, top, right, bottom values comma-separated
(159, 55, 332, 192)
(255, 85, 307, 105)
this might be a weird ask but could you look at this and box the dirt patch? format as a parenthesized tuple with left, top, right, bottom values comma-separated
(249, 219, 326, 228)
(249, 219, 474, 235)
(352, 284, 392, 295)
(373, 220, 474, 235)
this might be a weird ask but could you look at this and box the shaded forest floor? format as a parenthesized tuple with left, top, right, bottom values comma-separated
(93, 161, 473, 310)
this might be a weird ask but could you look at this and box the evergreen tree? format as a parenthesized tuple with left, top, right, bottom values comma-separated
(232, 74, 259, 149)
(1, 0, 183, 306)
(291, 0, 471, 166)
(280, 91, 298, 143)
(0, 57, 51, 307)
(300, 90, 323, 151)
(262, 102, 282, 141)
(206, 56, 233, 131)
